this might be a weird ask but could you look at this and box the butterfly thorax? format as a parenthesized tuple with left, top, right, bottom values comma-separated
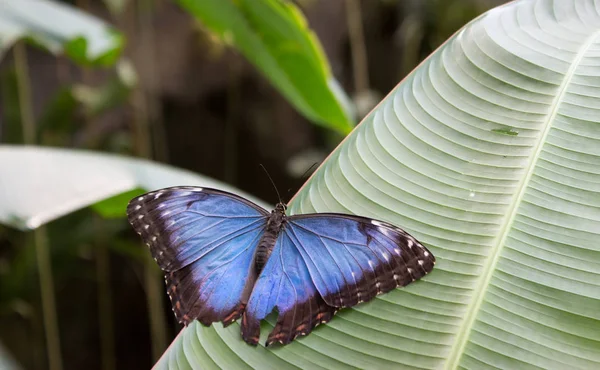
(254, 203, 287, 272)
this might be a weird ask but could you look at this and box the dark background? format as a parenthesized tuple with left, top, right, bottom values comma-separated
(0, 0, 505, 369)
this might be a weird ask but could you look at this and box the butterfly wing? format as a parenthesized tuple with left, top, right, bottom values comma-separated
(241, 213, 434, 346)
(127, 186, 269, 326)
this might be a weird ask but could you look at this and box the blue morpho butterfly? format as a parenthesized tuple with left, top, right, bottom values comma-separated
(127, 186, 435, 346)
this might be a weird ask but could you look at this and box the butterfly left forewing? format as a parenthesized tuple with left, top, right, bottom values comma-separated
(127, 186, 269, 327)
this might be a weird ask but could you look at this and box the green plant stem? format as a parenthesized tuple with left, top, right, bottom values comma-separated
(144, 253, 167, 361)
(95, 218, 115, 370)
(345, 0, 369, 94)
(15, 41, 63, 370)
(133, 1, 168, 360)
(34, 228, 63, 370)
(137, 0, 169, 162)
(224, 58, 241, 185)
(13, 42, 36, 144)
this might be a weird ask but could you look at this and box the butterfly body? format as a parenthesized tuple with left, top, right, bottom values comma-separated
(254, 203, 286, 271)
(127, 186, 435, 347)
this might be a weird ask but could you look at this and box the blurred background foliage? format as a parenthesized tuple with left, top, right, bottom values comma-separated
(0, 0, 504, 369)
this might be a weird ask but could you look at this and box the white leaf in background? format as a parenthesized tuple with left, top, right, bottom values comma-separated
(0, 0, 119, 60)
(0, 145, 267, 230)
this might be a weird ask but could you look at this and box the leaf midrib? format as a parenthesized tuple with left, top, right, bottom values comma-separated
(444, 29, 600, 370)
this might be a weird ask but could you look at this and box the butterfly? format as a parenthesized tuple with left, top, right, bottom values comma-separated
(127, 186, 435, 346)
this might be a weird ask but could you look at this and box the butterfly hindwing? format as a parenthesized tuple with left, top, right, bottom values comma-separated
(242, 213, 434, 346)
(241, 228, 337, 346)
(127, 186, 269, 326)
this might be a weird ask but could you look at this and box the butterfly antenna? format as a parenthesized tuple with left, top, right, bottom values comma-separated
(259, 164, 282, 204)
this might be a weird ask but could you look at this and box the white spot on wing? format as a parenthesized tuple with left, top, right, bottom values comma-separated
(407, 239, 414, 248)
(371, 220, 383, 226)
(394, 248, 401, 255)
(144, 224, 149, 230)
(424, 251, 430, 257)
(151, 236, 157, 242)
(418, 260, 424, 266)
(381, 252, 389, 261)
(162, 210, 172, 217)
(190, 188, 203, 192)
(368, 260, 374, 268)
(154, 192, 164, 199)
(137, 215, 144, 219)
(138, 196, 145, 201)
(134, 205, 141, 211)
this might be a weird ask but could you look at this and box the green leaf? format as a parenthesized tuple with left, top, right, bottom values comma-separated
(91, 188, 146, 219)
(0, 0, 124, 66)
(152, 0, 598, 368)
(72, 60, 138, 116)
(36, 86, 79, 145)
(177, 0, 354, 134)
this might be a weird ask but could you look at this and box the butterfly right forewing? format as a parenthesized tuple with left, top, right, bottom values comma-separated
(285, 213, 435, 308)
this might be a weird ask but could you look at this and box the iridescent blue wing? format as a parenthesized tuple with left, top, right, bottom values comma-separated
(127, 186, 269, 326)
(241, 213, 434, 346)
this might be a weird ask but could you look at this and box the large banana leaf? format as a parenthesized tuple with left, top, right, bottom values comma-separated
(155, 0, 600, 368)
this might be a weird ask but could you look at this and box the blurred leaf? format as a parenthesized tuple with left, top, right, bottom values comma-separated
(0, 340, 21, 370)
(0, 146, 268, 230)
(71, 59, 136, 116)
(154, 0, 600, 369)
(177, 0, 354, 134)
(91, 188, 145, 219)
(36, 86, 79, 145)
(0, 0, 124, 66)
(35, 60, 136, 146)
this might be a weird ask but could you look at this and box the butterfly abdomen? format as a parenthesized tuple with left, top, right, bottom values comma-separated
(254, 203, 287, 272)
